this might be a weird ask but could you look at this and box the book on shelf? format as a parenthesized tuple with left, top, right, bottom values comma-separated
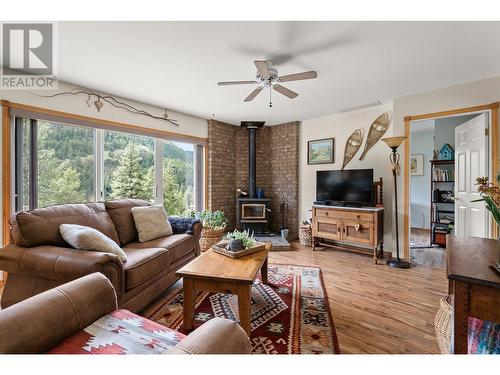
(433, 166, 454, 181)
(439, 215, 455, 224)
(434, 228, 449, 234)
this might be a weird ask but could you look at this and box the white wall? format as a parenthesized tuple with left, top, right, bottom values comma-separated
(299, 103, 395, 252)
(0, 81, 208, 282)
(410, 123, 434, 229)
(0, 80, 208, 138)
(393, 76, 500, 255)
(434, 114, 477, 151)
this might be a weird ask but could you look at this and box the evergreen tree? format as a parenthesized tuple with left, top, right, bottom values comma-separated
(38, 149, 85, 207)
(163, 158, 185, 215)
(110, 143, 152, 200)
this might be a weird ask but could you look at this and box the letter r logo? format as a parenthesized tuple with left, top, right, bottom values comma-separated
(2, 23, 53, 75)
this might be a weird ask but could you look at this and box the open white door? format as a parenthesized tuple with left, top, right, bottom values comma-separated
(454, 113, 489, 238)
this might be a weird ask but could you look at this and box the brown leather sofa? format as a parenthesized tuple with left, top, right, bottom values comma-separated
(0, 273, 251, 354)
(0, 199, 202, 312)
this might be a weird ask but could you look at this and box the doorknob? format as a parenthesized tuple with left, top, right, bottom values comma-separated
(450, 196, 459, 201)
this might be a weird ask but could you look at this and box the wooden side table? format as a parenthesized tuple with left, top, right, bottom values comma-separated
(176, 243, 270, 336)
(447, 235, 500, 353)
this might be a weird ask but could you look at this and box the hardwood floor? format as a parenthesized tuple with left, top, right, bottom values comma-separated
(0, 244, 448, 353)
(269, 242, 448, 354)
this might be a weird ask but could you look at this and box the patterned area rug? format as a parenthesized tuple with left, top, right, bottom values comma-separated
(143, 264, 340, 354)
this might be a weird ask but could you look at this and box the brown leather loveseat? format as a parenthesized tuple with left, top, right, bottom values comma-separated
(0, 199, 202, 312)
(0, 273, 251, 354)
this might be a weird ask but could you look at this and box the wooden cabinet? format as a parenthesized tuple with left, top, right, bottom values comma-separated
(447, 235, 500, 354)
(312, 205, 384, 263)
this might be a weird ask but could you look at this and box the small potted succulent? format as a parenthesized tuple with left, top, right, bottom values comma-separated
(197, 210, 227, 252)
(225, 230, 255, 251)
(473, 176, 500, 231)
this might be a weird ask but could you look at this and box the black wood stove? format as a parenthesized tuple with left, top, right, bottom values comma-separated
(236, 121, 272, 235)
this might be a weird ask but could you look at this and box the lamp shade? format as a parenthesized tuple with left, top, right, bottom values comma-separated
(382, 136, 407, 149)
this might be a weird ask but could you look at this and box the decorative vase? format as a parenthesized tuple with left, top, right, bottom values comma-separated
(299, 224, 312, 247)
(199, 226, 225, 252)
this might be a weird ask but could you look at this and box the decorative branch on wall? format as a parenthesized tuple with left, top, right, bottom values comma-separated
(359, 112, 389, 160)
(342, 128, 363, 170)
(32, 88, 180, 126)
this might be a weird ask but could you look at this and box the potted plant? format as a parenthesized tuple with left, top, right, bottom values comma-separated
(473, 176, 500, 230)
(225, 229, 255, 251)
(197, 210, 227, 252)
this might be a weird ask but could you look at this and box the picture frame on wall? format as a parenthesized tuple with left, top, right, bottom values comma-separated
(308, 138, 335, 165)
(410, 154, 424, 176)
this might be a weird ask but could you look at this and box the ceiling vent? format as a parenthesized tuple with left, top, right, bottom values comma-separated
(339, 100, 382, 113)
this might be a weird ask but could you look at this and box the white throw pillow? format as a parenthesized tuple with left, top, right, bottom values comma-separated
(59, 224, 128, 262)
(131, 205, 173, 242)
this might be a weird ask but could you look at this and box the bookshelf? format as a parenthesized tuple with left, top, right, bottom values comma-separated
(430, 159, 455, 246)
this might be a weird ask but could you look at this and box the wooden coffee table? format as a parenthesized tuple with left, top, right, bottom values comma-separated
(176, 243, 271, 336)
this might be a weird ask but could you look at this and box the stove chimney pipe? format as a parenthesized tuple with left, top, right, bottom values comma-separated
(240, 121, 265, 198)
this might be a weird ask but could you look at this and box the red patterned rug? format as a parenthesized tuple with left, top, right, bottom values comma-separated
(143, 264, 340, 354)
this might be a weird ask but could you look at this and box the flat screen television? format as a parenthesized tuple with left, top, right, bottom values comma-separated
(316, 169, 374, 207)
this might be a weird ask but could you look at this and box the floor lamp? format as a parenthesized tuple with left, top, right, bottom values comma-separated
(382, 136, 411, 269)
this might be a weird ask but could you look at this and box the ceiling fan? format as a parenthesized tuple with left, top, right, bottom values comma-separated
(217, 60, 317, 107)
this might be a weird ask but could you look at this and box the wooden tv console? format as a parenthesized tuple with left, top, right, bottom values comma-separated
(312, 205, 385, 264)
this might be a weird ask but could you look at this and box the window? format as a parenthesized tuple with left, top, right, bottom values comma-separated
(14, 119, 96, 210)
(163, 141, 195, 216)
(13, 116, 205, 214)
(37, 121, 96, 207)
(104, 131, 154, 201)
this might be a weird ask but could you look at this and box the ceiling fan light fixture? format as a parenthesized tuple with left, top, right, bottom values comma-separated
(218, 59, 317, 106)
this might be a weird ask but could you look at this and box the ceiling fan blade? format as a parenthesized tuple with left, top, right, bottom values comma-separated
(273, 84, 298, 99)
(244, 87, 263, 102)
(254, 60, 271, 79)
(217, 80, 256, 86)
(278, 71, 317, 82)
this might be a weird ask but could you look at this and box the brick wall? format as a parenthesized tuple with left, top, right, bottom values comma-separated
(208, 120, 299, 239)
(207, 120, 237, 229)
(268, 122, 299, 240)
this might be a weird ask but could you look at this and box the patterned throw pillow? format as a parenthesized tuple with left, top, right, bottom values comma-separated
(60, 224, 128, 262)
(131, 205, 173, 242)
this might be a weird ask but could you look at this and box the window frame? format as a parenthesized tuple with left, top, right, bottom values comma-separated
(10, 114, 205, 213)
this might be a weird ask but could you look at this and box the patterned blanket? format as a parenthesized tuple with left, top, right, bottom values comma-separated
(49, 309, 185, 354)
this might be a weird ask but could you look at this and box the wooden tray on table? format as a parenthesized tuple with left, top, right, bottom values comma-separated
(212, 240, 267, 258)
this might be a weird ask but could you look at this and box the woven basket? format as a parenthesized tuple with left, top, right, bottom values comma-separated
(199, 226, 225, 252)
(298, 224, 312, 247)
(434, 294, 453, 354)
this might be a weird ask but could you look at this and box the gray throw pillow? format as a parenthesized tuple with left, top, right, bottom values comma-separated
(59, 224, 128, 262)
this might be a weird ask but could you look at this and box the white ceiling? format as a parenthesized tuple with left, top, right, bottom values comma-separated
(58, 21, 500, 125)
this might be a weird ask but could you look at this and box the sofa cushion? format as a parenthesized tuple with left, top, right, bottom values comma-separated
(104, 199, 150, 246)
(48, 309, 185, 354)
(12, 202, 120, 247)
(123, 247, 170, 289)
(124, 234, 195, 264)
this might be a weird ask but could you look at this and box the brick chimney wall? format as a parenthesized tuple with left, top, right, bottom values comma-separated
(207, 119, 299, 239)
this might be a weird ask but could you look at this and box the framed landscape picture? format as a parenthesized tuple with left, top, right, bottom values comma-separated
(308, 138, 334, 165)
(410, 154, 424, 175)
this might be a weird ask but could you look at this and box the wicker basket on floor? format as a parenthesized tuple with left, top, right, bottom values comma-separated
(434, 294, 453, 354)
(199, 226, 225, 252)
